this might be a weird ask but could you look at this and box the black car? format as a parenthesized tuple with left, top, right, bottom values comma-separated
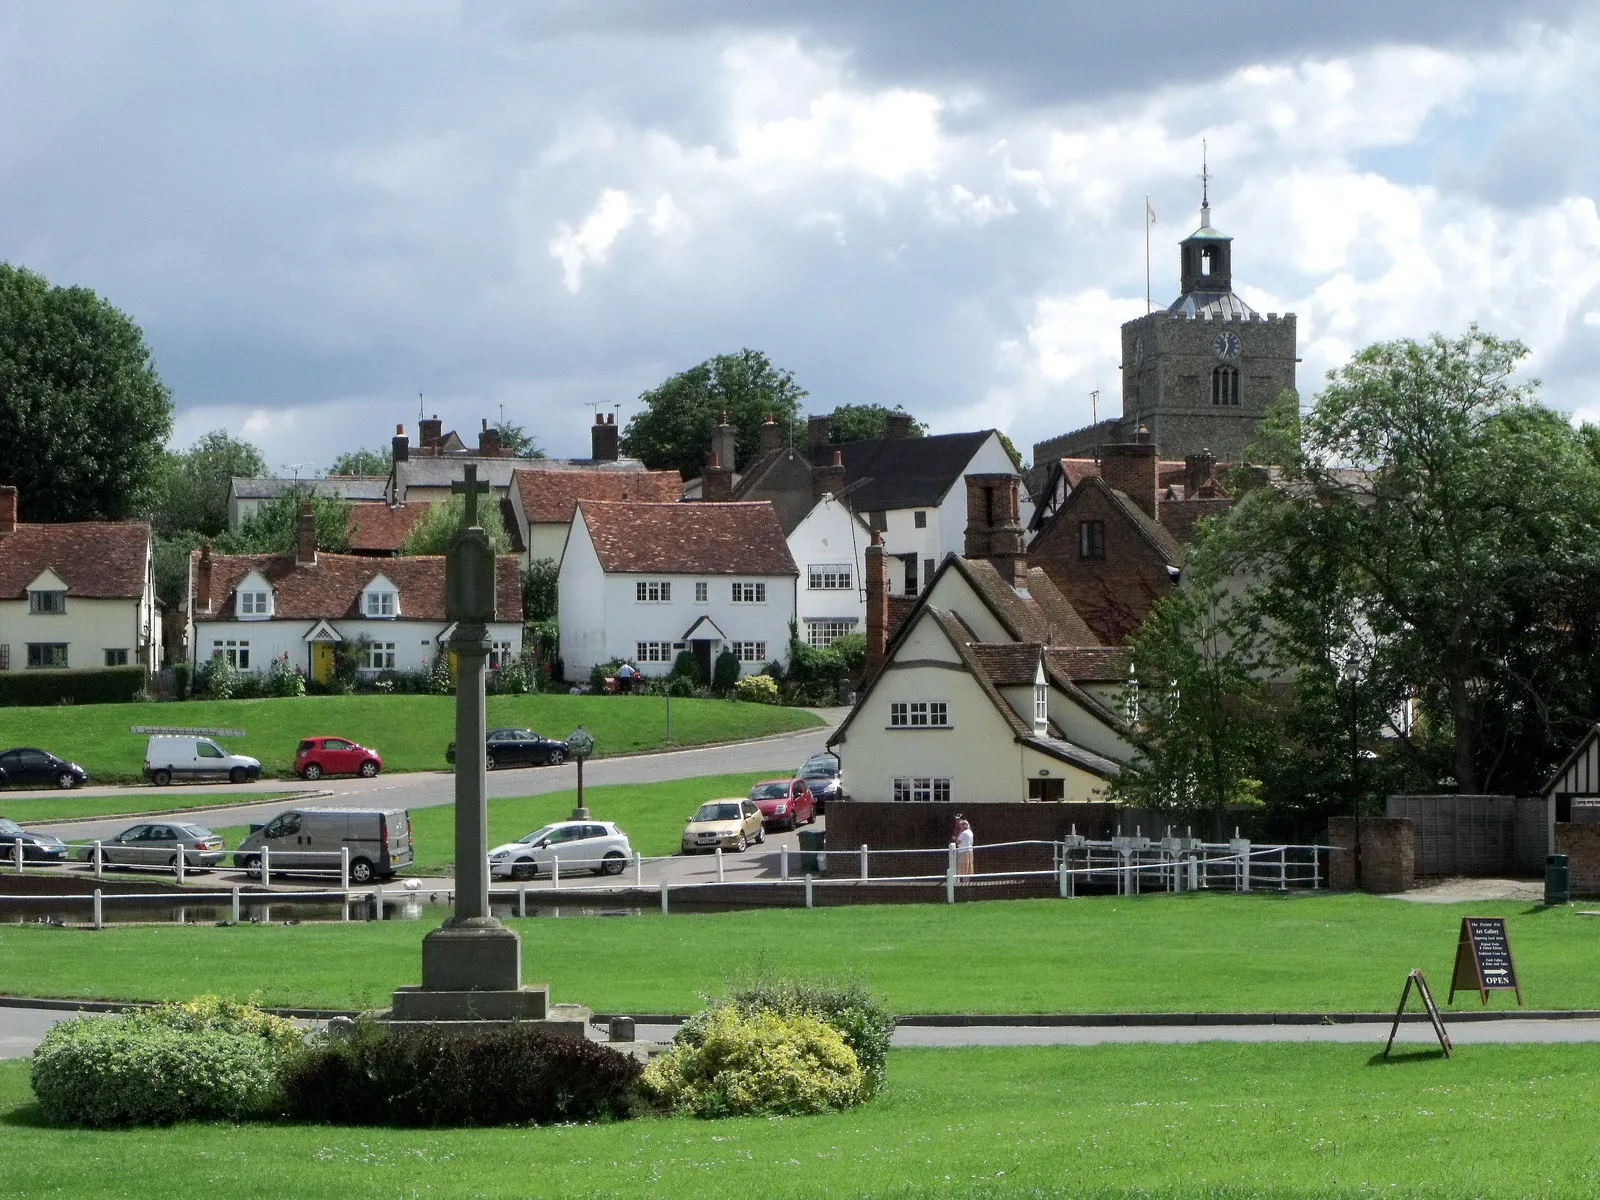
(796, 753, 845, 812)
(0, 818, 70, 862)
(445, 728, 568, 770)
(0, 747, 90, 790)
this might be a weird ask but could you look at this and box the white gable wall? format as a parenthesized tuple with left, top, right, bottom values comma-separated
(558, 515, 608, 674)
(791, 496, 868, 644)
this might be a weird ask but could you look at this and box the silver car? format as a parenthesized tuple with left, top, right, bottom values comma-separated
(81, 822, 227, 871)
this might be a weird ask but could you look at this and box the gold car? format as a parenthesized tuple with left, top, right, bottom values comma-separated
(681, 798, 766, 853)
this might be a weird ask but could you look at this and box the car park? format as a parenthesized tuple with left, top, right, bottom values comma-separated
(0, 818, 69, 862)
(80, 822, 226, 871)
(294, 736, 382, 781)
(748, 778, 816, 831)
(143, 735, 261, 786)
(796, 753, 845, 811)
(681, 798, 765, 853)
(489, 820, 632, 880)
(445, 728, 568, 770)
(0, 747, 90, 790)
(233, 806, 413, 884)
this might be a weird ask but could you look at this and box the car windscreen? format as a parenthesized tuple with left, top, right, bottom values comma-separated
(180, 825, 215, 838)
(518, 824, 558, 844)
(749, 783, 790, 800)
(800, 764, 838, 778)
(694, 803, 742, 822)
(0, 819, 22, 834)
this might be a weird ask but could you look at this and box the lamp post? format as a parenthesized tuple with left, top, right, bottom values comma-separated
(1343, 653, 1362, 890)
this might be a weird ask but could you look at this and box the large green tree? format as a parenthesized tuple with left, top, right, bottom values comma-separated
(621, 349, 808, 478)
(150, 430, 269, 537)
(826, 403, 924, 442)
(328, 445, 393, 476)
(0, 264, 173, 520)
(400, 493, 511, 556)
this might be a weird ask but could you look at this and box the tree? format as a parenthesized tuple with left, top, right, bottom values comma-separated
(0, 263, 173, 520)
(826, 404, 923, 443)
(621, 349, 808, 478)
(328, 446, 393, 476)
(150, 430, 269, 537)
(523, 558, 559, 622)
(400, 493, 512, 556)
(494, 419, 545, 460)
(225, 490, 352, 557)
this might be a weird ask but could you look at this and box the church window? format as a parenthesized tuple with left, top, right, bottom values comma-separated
(1211, 366, 1240, 406)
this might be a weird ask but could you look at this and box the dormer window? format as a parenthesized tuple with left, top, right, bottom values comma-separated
(234, 571, 273, 620)
(28, 590, 66, 614)
(240, 591, 270, 616)
(365, 590, 396, 617)
(363, 574, 400, 619)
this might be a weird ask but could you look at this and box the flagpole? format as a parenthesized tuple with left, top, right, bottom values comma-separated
(1144, 193, 1152, 315)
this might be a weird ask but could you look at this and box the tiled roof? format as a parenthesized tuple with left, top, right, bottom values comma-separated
(969, 643, 1044, 686)
(514, 467, 683, 525)
(1157, 497, 1235, 545)
(955, 559, 1103, 647)
(577, 501, 797, 576)
(0, 522, 150, 599)
(346, 503, 431, 552)
(398, 456, 649, 493)
(1047, 646, 1133, 682)
(230, 477, 388, 502)
(195, 550, 523, 622)
(822, 430, 998, 512)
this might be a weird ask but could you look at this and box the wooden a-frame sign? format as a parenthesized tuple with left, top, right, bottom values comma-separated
(1384, 969, 1451, 1058)
(1449, 916, 1523, 1006)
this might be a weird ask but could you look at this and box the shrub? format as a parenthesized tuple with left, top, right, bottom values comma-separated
(677, 977, 895, 1095)
(31, 999, 300, 1126)
(422, 653, 454, 695)
(712, 648, 740, 694)
(669, 649, 703, 685)
(282, 1019, 642, 1127)
(643, 1008, 862, 1118)
(172, 661, 191, 701)
(0, 666, 148, 708)
(265, 653, 306, 698)
(199, 656, 239, 700)
(733, 673, 779, 704)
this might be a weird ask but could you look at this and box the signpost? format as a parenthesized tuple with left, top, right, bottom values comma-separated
(1383, 969, 1451, 1058)
(567, 726, 596, 819)
(1449, 916, 1523, 1006)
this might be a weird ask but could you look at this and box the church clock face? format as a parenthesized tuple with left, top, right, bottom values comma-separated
(1212, 330, 1242, 362)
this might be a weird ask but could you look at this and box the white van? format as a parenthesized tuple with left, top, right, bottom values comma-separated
(143, 735, 262, 786)
(232, 806, 413, 884)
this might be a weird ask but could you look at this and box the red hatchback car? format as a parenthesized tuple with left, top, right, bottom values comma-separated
(748, 778, 816, 831)
(294, 736, 383, 781)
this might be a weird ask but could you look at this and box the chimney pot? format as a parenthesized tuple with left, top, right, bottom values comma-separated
(963, 473, 1025, 580)
(864, 534, 892, 678)
(592, 411, 620, 462)
(195, 543, 213, 614)
(296, 502, 318, 566)
(1100, 441, 1160, 521)
(807, 414, 832, 454)
(391, 427, 409, 464)
(759, 414, 782, 455)
(0, 484, 15, 536)
(885, 410, 914, 439)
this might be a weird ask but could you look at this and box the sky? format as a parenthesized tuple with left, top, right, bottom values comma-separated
(2, 1, 1598, 474)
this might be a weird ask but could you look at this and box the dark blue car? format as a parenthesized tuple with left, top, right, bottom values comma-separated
(0, 747, 90, 790)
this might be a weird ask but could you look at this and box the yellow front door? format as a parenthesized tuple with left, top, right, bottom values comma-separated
(312, 642, 334, 684)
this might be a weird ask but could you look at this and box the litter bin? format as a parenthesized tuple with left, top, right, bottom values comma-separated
(798, 829, 826, 875)
(1546, 853, 1570, 906)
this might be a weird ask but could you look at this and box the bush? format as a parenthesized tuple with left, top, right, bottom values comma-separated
(172, 661, 191, 701)
(712, 648, 740, 694)
(0, 666, 148, 708)
(677, 977, 895, 1096)
(198, 656, 239, 700)
(643, 1008, 862, 1118)
(733, 673, 779, 704)
(282, 1019, 642, 1127)
(264, 653, 305, 698)
(31, 997, 301, 1126)
(669, 649, 703, 685)
(422, 653, 453, 695)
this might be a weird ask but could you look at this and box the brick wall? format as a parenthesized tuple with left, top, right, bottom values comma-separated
(827, 800, 1131, 872)
(1030, 484, 1174, 642)
(1555, 822, 1600, 897)
(1328, 816, 1416, 893)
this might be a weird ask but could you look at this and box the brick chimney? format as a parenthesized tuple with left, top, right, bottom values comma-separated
(1184, 448, 1217, 498)
(865, 530, 891, 678)
(964, 473, 1026, 586)
(478, 418, 503, 457)
(759, 414, 782, 456)
(712, 412, 738, 476)
(592, 412, 619, 462)
(885, 409, 914, 439)
(195, 544, 213, 614)
(811, 448, 845, 502)
(0, 485, 15, 536)
(1101, 440, 1159, 521)
(807, 414, 832, 454)
(296, 502, 318, 566)
(701, 451, 734, 502)
(419, 414, 443, 452)
(391, 424, 409, 464)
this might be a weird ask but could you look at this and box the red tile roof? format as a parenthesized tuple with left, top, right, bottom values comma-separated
(514, 468, 682, 525)
(0, 522, 150, 599)
(195, 550, 522, 622)
(576, 501, 797, 576)
(346, 503, 432, 553)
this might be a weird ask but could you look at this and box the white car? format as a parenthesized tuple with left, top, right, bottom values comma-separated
(489, 820, 632, 880)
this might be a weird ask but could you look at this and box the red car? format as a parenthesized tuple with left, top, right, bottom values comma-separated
(294, 736, 383, 781)
(748, 778, 816, 831)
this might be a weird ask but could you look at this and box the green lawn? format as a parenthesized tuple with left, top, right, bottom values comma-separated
(0, 893, 1589, 1015)
(0, 694, 822, 783)
(2, 1043, 1598, 1197)
(3, 793, 300, 827)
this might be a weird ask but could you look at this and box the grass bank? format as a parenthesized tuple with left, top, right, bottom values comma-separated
(2, 1043, 1597, 1197)
(3, 793, 302, 827)
(0, 893, 1587, 1014)
(0, 694, 822, 783)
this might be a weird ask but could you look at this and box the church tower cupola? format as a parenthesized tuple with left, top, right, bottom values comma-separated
(1178, 155, 1232, 295)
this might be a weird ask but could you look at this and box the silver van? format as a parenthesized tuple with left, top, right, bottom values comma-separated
(232, 806, 413, 884)
(144, 735, 262, 786)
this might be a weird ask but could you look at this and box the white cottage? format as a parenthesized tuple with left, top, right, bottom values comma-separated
(559, 500, 798, 680)
(789, 493, 871, 648)
(190, 508, 522, 683)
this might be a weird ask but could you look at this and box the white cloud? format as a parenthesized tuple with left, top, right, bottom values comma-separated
(549, 187, 637, 292)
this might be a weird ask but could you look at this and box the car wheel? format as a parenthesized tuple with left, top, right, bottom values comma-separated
(169, 853, 182, 872)
(56, 772, 77, 790)
(735, 835, 747, 853)
(301, 763, 323, 781)
(241, 855, 262, 879)
(229, 767, 248, 785)
(348, 857, 375, 886)
(358, 760, 379, 778)
(511, 860, 537, 881)
(484, 753, 496, 771)
(152, 769, 172, 787)
(755, 826, 765, 845)
(599, 851, 625, 876)
(547, 749, 565, 766)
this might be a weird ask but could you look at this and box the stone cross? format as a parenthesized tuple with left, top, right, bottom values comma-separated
(451, 464, 491, 528)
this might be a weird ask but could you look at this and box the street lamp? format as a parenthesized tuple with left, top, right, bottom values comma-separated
(1342, 653, 1362, 889)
